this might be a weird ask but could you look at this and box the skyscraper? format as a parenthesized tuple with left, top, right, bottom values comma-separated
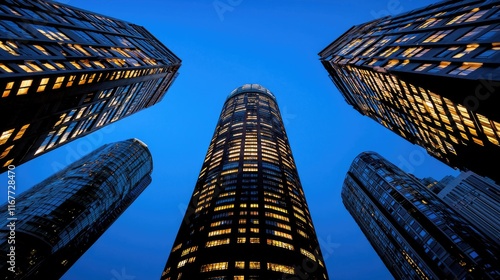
(436, 171, 500, 245)
(0, 138, 153, 280)
(0, 0, 181, 172)
(160, 84, 329, 280)
(342, 151, 499, 280)
(319, 0, 500, 182)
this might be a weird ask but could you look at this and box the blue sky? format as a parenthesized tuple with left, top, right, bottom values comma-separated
(11, 0, 456, 279)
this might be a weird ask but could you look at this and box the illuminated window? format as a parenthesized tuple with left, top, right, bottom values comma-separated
(264, 205, 287, 214)
(0, 63, 12, 73)
(17, 79, 32, 95)
(453, 44, 479, 58)
(214, 204, 234, 211)
(448, 62, 482, 76)
(208, 229, 231, 237)
(380, 46, 400, 57)
(171, 243, 182, 252)
(235, 261, 245, 269)
(177, 259, 188, 268)
(0, 145, 14, 159)
(234, 276, 244, 280)
(67, 75, 76, 87)
(34, 45, 50, 55)
(211, 220, 232, 227)
(265, 212, 289, 222)
(2, 159, 13, 167)
(249, 262, 260, 269)
(180, 246, 198, 257)
(43, 63, 56, 71)
(466, 10, 488, 22)
(237, 237, 246, 243)
(384, 59, 399, 69)
(427, 61, 451, 73)
(13, 124, 29, 141)
(297, 229, 309, 238)
(0, 129, 14, 145)
(200, 262, 228, 272)
(266, 229, 292, 240)
(423, 30, 452, 43)
(205, 238, 230, 248)
(0, 41, 19, 56)
(418, 18, 441, 29)
(267, 239, 294, 250)
(267, 263, 294, 274)
(52, 76, 65, 89)
(250, 238, 260, 244)
(415, 63, 432, 72)
(35, 25, 70, 41)
(300, 248, 317, 261)
(2, 82, 14, 98)
(37, 78, 50, 92)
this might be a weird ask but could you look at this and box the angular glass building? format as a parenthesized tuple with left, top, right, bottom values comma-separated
(342, 151, 499, 279)
(436, 171, 500, 246)
(160, 84, 329, 280)
(0, 138, 153, 280)
(319, 0, 500, 183)
(0, 0, 181, 172)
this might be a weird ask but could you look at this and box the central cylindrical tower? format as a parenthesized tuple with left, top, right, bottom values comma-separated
(161, 84, 329, 280)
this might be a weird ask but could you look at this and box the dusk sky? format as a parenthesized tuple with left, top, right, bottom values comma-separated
(9, 0, 460, 279)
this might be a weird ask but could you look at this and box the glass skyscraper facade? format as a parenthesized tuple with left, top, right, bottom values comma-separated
(0, 0, 181, 172)
(436, 171, 500, 246)
(0, 138, 153, 280)
(160, 84, 329, 280)
(342, 151, 499, 279)
(319, 0, 500, 183)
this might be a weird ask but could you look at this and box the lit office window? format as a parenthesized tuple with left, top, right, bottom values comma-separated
(267, 263, 295, 274)
(17, 79, 33, 95)
(267, 239, 294, 251)
(200, 262, 228, 272)
(249, 262, 260, 269)
(205, 238, 230, 248)
(448, 62, 482, 76)
(423, 30, 452, 43)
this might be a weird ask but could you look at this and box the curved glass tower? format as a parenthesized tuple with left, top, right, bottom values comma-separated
(160, 84, 329, 280)
(342, 152, 499, 279)
(0, 138, 153, 280)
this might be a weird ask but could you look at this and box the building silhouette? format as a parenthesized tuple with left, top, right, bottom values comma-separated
(0, 138, 153, 280)
(342, 151, 499, 279)
(160, 84, 329, 280)
(436, 171, 500, 246)
(0, 0, 181, 172)
(319, 0, 500, 182)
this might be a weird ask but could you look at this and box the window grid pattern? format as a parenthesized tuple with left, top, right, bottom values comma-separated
(319, 1, 500, 182)
(161, 85, 328, 279)
(0, 0, 182, 172)
(341, 152, 500, 279)
(0, 139, 153, 279)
